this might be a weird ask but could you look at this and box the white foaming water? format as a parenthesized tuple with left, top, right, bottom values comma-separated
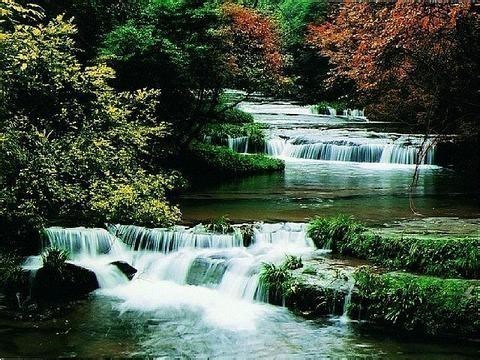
(36, 223, 317, 330)
(265, 136, 435, 165)
(227, 136, 249, 153)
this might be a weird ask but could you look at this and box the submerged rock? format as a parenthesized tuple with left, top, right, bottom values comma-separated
(110, 261, 137, 280)
(32, 263, 99, 305)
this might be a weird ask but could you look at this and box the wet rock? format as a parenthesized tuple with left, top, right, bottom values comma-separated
(110, 261, 137, 280)
(186, 256, 227, 286)
(32, 263, 99, 305)
(236, 224, 255, 247)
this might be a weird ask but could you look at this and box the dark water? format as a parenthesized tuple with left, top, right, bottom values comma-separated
(179, 159, 480, 224)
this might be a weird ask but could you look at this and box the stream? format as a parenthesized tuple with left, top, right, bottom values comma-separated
(1, 99, 479, 358)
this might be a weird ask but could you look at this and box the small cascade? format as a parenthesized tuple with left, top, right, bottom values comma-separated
(265, 138, 436, 165)
(43, 227, 121, 256)
(227, 136, 249, 153)
(35, 223, 320, 319)
(340, 282, 355, 323)
(253, 222, 314, 248)
(342, 109, 366, 119)
(112, 224, 243, 253)
(265, 138, 286, 156)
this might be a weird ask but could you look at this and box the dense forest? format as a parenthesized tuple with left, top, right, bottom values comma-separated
(0, 1, 479, 357)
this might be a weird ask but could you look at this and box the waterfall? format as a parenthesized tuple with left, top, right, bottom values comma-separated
(43, 227, 122, 256)
(340, 282, 355, 323)
(227, 136, 249, 153)
(342, 109, 366, 119)
(265, 138, 436, 165)
(112, 224, 244, 253)
(37, 223, 315, 305)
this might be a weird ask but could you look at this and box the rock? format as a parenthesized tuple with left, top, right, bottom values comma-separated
(32, 263, 99, 305)
(110, 261, 137, 280)
(186, 256, 227, 286)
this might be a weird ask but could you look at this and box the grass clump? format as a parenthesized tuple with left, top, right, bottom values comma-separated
(218, 108, 254, 124)
(259, 255, 304, 304)
(307, 215, 480, 279)
(188, 142, 284, 177)
(283, 255, 303, 270)
(259, 262, 294, 305)
(353, 267, 480, 337)
(41, 247, 69, 273)
(307, 215, 364, 252)
(205, 215, 234, 234)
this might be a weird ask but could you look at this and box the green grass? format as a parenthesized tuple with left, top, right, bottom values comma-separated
(353, 267, 480, 337)
(187, 142, 284, 176)
(307, 215, 480, 279)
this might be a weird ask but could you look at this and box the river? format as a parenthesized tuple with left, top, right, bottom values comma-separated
(2, 98, 479, 358)
(179, 99, 480, 224)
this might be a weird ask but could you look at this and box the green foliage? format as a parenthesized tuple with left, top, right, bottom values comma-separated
(308, 216, 480, 279)
(0, 12, 184, 251)
(314, 100, 347, 115)
(90, 172, 183, 228)
(307, 215, 364, 252)
(353, 267, 480, 337)
(0, 253, 26, 296)
(186, 142, 284, 177)
(219, 108, 254, 124)
(205, 215, 235, 234)
(41, 247, 68, 273)
(259, 254, 305, 304)
(283, 255, 303, 270)
(259, 262, 293, 304)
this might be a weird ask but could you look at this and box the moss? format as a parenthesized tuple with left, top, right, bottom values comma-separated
(187, 142, 284, 177)
(307, 215, 480, 279)
(352, 268, 480, 338)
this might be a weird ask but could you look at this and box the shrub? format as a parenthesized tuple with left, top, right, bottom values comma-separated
(353, 267, 480, 337)
(202, 122, 266, 152)
(314, 100, 347, 115)
(41, 247, 69, 273)
(0, 253, 27, 304)
(187, 142, 284, 177)
(205, 215, 235, 234)
(220, 108, 254, 124)
(90, 172, 184, 227)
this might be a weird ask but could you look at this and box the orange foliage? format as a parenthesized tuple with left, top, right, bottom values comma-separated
(221, 3, 285, 91)
(306, 2, 480, 133)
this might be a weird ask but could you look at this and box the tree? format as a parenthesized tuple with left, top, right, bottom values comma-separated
(221, 2, 286, 93)
(307, 2, 480, 137)
(0, 5, 183, 252)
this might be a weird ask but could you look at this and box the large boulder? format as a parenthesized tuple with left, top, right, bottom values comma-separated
(110, 261, 137, 280)
(32, 263, 99, 305)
